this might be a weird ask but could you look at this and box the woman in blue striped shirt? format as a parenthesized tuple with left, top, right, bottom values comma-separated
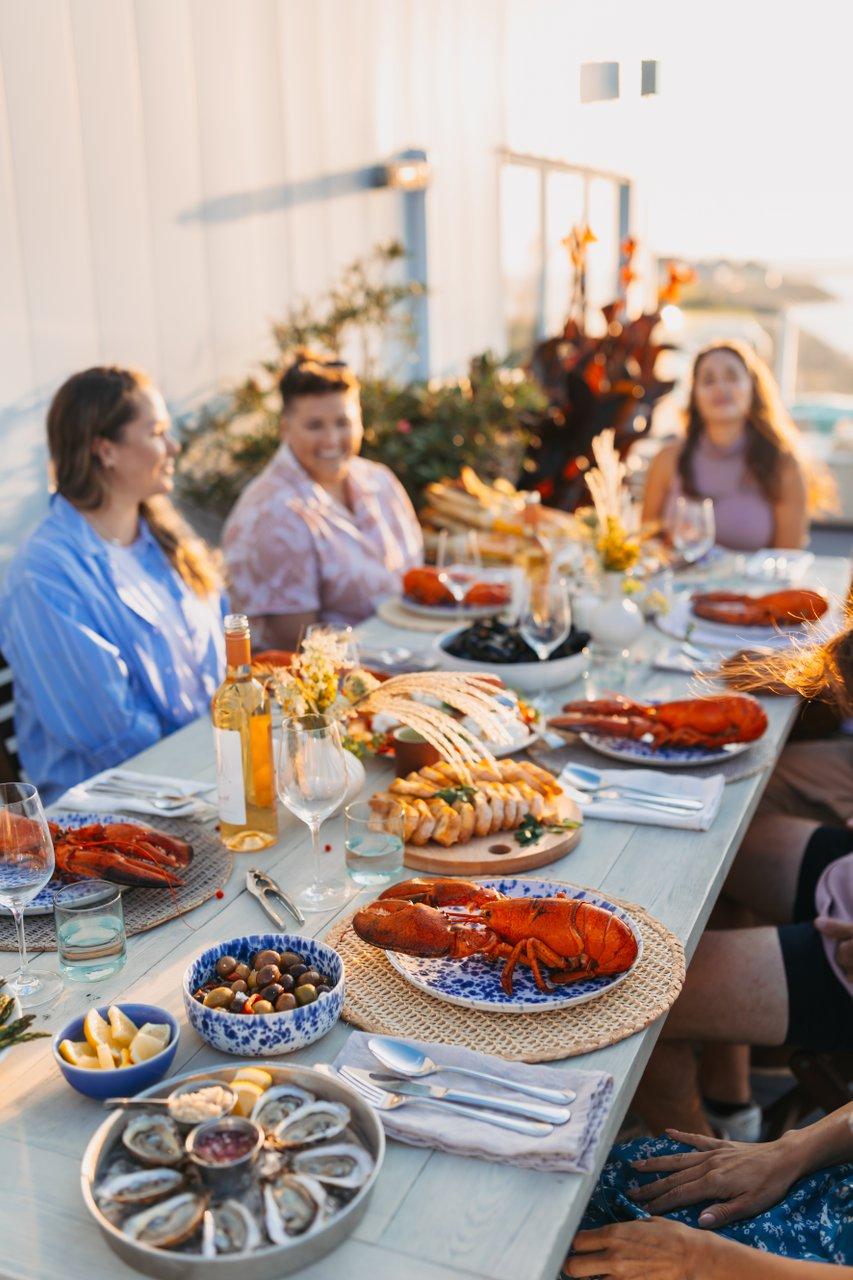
(0, 367, 226, 802)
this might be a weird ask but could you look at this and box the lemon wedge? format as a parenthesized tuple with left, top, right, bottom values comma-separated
(137, 1022, 170, 1048)
(96, 1043, 118, 1071)
(83, 1008, 116, 1053)
(233, 1067, 272, 1090)
(120, 1047, 133, 1067)
(59, 1038, 97, 1066)
(129, 1029, 168, 1064)
(107, 1006, 138, 1048)
(232, 1080, 264, 1117)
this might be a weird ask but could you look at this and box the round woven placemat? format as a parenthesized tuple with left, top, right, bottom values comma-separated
(527, 734, 778, 786)
(376, 598, 456, 633)
(325, 890, 685, 1062)
(0, 817, 233, 951)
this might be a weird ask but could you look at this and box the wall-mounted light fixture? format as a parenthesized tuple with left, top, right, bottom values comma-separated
(384, 154, 432, 191)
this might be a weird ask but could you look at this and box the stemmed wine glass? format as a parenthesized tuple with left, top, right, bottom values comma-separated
(518, 574, 572, 662)
(670, 496, 716, 565)
(276, 715, 350, 912)
(0, 783, 62, 1007)
(436, 530, 482, 608)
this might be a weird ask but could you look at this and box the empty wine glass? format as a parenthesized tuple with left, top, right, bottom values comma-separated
(436, 529, 482, 607)
(518, 574, 572, 661)
(276, 715, 350, 912)
(670, 496, 716, 565)
(0, 783, 62, 1007)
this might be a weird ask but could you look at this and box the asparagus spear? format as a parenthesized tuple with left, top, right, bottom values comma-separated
(0, 978, 49, 1051)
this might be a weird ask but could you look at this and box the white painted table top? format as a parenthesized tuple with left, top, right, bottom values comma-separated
(2, 557, 848, 1280)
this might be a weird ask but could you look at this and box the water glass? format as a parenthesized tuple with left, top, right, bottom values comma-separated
(54, 880, 127, 982)
(670, 496, 716, 564)
(436, 529, 482, 605)
(0, 782, 62, 1007)
(344, 801, 404, 887)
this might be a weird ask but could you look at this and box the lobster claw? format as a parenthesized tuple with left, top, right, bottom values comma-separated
(352, 899, 491, 960)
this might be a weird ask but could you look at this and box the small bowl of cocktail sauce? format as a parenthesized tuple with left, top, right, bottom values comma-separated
(186, 1115, 264, 1193)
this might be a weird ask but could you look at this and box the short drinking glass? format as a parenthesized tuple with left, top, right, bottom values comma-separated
(0, 783, 62, 1007)
(54, 880, 127, 982)
(344, 800, 404, 887)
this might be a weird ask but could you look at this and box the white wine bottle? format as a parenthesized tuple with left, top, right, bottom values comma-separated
(211, 614, 278, 852)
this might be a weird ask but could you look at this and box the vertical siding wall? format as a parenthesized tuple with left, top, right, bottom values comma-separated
(0, 0, 507, 572)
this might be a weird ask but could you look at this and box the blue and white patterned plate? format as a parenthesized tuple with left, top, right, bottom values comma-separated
(2, 811, 125, 917)
(386, 877, 643, 1014)
(579, 732, 751, 769)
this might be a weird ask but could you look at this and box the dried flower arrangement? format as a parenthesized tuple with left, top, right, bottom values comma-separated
(255, 629, 517, 773)
(582, 430, 641, 573)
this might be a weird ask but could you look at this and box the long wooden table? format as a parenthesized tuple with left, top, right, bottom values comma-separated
(1, 556, 847, 1280)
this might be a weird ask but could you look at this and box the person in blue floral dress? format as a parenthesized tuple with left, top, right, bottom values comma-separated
(564, 1105, 852, 1278)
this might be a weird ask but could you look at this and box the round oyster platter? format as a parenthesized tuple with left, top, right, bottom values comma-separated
(80, 1063, 385, 1279)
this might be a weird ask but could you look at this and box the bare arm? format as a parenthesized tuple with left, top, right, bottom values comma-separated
(641, 443, 680, 527)
(251, 611, 320, 653)
(772, 455, 808, 548)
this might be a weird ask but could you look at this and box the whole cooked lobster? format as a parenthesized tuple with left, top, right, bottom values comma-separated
(403, 567, 510, 609)
(691, 588, 828, 628)
(48, 822, 192, 887)
(548, 693, 768, 749)
(352, 877, 638, 995)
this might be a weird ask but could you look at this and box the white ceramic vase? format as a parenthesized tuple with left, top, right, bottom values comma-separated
(342, 748, 366, 804)
(588, 572, 644, 654)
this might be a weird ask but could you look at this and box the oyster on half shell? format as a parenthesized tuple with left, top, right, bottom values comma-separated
(122, 1114, 184, 1167)
(272, 1101, 350, 1149)
(97, 1166, 185, 1206)
(263, 1175, 327, 1243)
(251, 1084, 315, 1134)
(291, 1142, 373, 1190)
(124, 1192, 208, 1249)
(200, 1200, 262, 1257)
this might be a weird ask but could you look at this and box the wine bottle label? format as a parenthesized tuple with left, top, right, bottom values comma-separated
(213, 727, 247, 824)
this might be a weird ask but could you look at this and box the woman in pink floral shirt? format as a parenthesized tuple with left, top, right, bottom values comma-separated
(222, 351, 423, 650)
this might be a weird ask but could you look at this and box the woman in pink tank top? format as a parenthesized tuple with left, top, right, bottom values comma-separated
(642, 341, 809, 551)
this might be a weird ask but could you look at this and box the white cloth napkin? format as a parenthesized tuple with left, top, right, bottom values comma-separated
(55, 768, 216, 819)
(561, 766, 724, 830)
(652, 645, 713, 675)
(330, 1033, 613, 1174)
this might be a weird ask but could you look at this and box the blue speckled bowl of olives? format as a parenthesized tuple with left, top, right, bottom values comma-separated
(435, 620, 590, 692)
(182, 934, 344, 1056)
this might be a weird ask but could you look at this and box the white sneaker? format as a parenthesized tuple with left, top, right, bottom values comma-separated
(704, 1101, 763, 1142)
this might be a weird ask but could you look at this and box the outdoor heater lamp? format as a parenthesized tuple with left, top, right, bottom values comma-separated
(384, 154, 432, 191)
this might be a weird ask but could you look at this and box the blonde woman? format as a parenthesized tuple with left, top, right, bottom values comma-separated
(643, 341, 812, 550)
(0, 367, 225, 801)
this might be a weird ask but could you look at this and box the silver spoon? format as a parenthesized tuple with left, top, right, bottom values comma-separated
(367, 1035, 576, 1104)
(561, 764, 703, 810)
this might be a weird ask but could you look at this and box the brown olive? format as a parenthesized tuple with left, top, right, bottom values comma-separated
(202, 986, 234, 1009)
(230, 978, 248, 994)
(277, 972, 295, 993)
(231, 991, 250, 1013)
(215, 955, 238, 978)
(247, 970, 258, 990)
(252, 999, 274, 1015)
(233, 962, 251, 981)
(275, 991, 297, 1012)
(255, 963, 281, 987)
(294, 983, 317, 1006)
(289, 963, 308, 980)
(301, 969, 322, 988)
(280, 950, 301, 968)
(260, 983, 284, 1003)
(253, 949, 281, 970)
(315, 984, 330, 996)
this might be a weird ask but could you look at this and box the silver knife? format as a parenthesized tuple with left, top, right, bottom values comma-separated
(246, 868, 305, 927)
(359, 1069, 571, 1124)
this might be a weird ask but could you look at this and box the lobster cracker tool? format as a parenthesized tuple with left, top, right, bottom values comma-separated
(246, 867, 305, 927)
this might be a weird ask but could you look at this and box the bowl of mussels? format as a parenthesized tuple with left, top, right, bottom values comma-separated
(81, 1061, 385, 1279)
(434, 618, 589, 692)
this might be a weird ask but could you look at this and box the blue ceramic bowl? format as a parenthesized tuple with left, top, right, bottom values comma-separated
(183, 934, 344, 1057)
(53, 1002, 179, 1100)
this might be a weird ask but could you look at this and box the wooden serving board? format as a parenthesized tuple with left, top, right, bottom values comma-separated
(403, 794, 583, 876)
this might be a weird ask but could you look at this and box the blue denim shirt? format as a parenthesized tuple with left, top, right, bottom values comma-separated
(0, 496, 226, 802)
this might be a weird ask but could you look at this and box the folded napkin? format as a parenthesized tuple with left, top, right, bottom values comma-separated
(652, 645, 713, 675)
(330, 1032, 613, 1174)
(55, 768, 216, 819)
(560, 766, 724, 831)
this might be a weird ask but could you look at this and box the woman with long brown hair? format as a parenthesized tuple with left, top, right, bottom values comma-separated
(642, 340, 812, 549)
(0, 366, 226, 801)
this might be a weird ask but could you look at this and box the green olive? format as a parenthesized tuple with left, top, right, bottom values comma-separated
(247, 970, 258, 990)
(202, 986, 234, 1009)
(233, 962, 251, 981)
(294, 983, 317, 1006)
(252, 999, 274, 1015)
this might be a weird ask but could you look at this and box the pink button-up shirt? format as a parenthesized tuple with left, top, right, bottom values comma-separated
(222, 445, 423, 645)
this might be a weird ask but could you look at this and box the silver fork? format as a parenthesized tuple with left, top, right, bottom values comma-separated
(337, 1066, 553, 1137)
